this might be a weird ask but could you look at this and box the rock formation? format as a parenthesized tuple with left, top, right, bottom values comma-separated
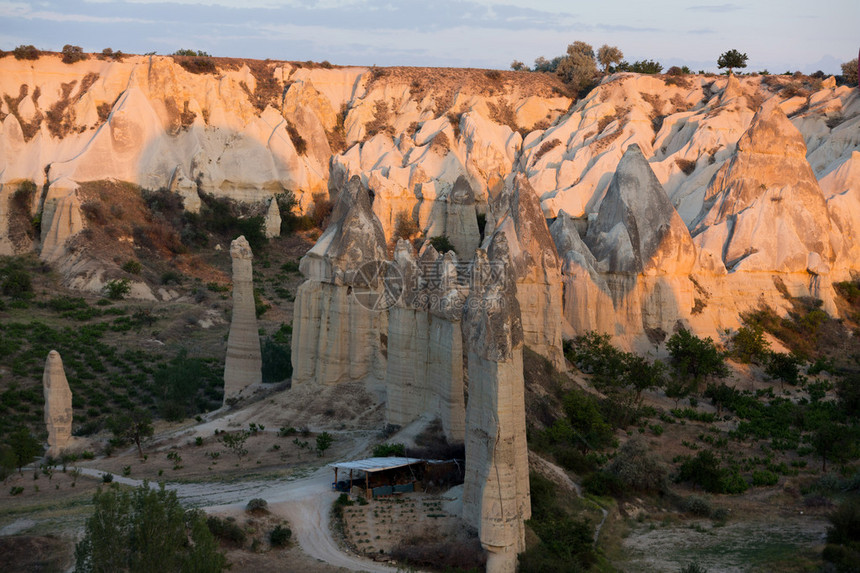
(462, 234, 530, 573)
(43, 350, 73, 458)
(554, 143, 702, 346)
(223, 235, 262, 402)
(489, 174, 565, 368)
(384, 241, 467, 442)
(291, 176, 388, 386)
(692, 99, 840, 314)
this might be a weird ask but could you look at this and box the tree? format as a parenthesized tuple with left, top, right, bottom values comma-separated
(315, 432, 334, 457)
(510, 60, 527, 71)
(717, 49, 749, 75)
(812, 421, 843, 472)
(764, 352, 804, 389)
(731, 324, 770, 363)
(667, 328, 728, 386)
(108, 409, 154, 458)
(61, 44, 88, 64)
(75, 482, 226, 573)
(841, 58, 858, 86)
(8, 426, 41, 474)
(219, 430, 249, 461)
(623, 354, 666, 403)
(597, 45, 623, 73)
(556, 41, 598, 93)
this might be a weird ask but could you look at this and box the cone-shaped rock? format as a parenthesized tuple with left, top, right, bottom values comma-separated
(291, 176, 389, 385)
(43, 350, 72, 458)
(692, 100, 837, 273)
(299, 175, 388, 284)
(490, 174, 565, 368)
(462, 234, 530, 573)
(586, 143, 696, 275)
(223, 236, 262, 402)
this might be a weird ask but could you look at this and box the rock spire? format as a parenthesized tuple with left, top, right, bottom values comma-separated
(43, 350, 73, 458)
(223, 235, 262, 402)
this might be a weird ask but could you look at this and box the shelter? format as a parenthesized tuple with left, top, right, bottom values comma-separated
(330, 457, 459, 498)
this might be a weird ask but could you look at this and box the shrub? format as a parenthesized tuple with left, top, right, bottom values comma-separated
(1, 268, 33, 299)
(286, 122, 307, 155)
(684, 495, 713, 517)
(102, 278, 131, 300)
(121, 260, 142, 274)
(206, 515, 246, 547)
(732, 324, 770, 363)
(261, 338, 292, 383)
(667, 328, 728, 384)
(428, 235, 455, 254)
(315, 431, 334, 456)
(269, 524, 291, 547)
(311, 192, 333, 228)
(393, 211, 420, 241)
(245, 498, 268, 513)
(12, 45, 40, 60)
(841, 58, 858, 86)
(607, 437, 667, 493)
(765, 352, 803, 387)
(675, 158, 697, 175)
(752, 470, 779, 486)
(677, 450, 723, 492)
(373, 443, 406, 457)
(99, 48, 124, 61)
(61, 44, 88, 64)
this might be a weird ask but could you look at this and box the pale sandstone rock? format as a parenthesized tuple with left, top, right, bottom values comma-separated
(384, 241, 466, 442)
(692, 100, 838, 277)
(223, 236, 262, 402)
(462, 237, 530, 573)
(43, 350, 73, 458)
(291, 176, 388, 386)
(264, 198, 281, 238)
(489, 174, 565, 369)
(40, 180, 84, 263)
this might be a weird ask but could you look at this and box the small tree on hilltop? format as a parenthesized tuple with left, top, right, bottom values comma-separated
(510, 60, 527, 71)
(597, 44, 624, 73)
(717, 49, 749, 75)
(556, 41, 598, 93)
(841, 58, 858, 86)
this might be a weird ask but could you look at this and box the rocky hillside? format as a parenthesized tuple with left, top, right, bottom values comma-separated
(1, 54, 859, 347)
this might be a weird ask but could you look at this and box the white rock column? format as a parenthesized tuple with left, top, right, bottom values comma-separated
(223, 236, 262, 402)
(43, 350, 73, 458)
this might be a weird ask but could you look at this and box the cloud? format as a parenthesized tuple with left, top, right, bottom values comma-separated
(686, 3, 741, 13)
(0, 1, 152, 24)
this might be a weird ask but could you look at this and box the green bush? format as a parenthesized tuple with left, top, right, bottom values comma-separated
(373, 443, 406, 457)
(121, 260, 142, 274)
(752, 470, 779, 486)
(269, 524, 292, 547)
(245, 498, 268, 513)
(607, 437, 667, 493)
(103, 279, 131, 300)
(61, 44, 88, 64)
(428, 235, 455, 254)
(667, 328, 728, 384)
(732, 325, 770, 363)
(261, 338, 291, 383)
(206, 515, 246, 547)
(12, 45, 40, 60)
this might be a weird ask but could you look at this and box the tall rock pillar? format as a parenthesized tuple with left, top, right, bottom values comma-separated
(43, 350, 73, 458)
(462, 235, 530, 573)
(223, 236, 262, 402)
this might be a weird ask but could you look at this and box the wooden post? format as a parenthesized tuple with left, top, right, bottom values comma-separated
(365, 472, 370, 499)
(334, 467, 338, 489)
(349, 469, 353, 490)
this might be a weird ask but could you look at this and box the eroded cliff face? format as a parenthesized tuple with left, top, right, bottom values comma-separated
(2, 57, 859, 349)
(43, 350, 73, 458)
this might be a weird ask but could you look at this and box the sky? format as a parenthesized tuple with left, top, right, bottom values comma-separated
(0, 0, 857, 74)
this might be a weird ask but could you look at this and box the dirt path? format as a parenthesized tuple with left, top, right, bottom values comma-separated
(74, 436, 403, 573)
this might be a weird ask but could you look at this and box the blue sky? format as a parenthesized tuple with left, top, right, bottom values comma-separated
(0, 1, 856, 73)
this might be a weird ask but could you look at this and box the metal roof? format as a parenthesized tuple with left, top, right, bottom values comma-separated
(328, 457, 425, 473)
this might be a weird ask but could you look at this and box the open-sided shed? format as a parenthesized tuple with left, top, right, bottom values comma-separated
(329, 457, 427, 498)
